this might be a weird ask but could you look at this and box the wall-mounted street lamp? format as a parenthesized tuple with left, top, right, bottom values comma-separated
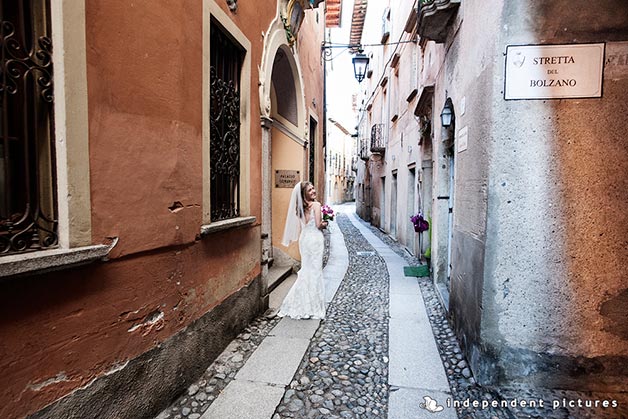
(321, 42, 372, 83)
(322, 40, 416, 83)
(440, 97, 454, 127)
(352, 52, 370, 83)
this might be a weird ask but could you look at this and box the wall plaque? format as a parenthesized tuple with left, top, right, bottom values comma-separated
(605, 41, 628, 79)
(275, 170, 300, 188)
(457, 126, 468, 153)
(504, 43, 604, 100)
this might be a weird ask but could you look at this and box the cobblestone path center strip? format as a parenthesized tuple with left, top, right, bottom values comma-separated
(273, 213, 390, 419)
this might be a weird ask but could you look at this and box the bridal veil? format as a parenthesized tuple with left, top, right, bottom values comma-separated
(281, 182, 306, 246)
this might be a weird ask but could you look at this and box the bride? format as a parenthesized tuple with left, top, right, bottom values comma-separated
(278, 181, 328, 320)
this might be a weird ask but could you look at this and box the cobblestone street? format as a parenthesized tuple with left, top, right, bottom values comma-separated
(4, 2, 627, 418)
(155, 206, 627, 419)
(272, 210, 391, 419)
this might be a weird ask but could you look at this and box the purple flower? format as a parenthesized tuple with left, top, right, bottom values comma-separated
(410, 213, 429, 232)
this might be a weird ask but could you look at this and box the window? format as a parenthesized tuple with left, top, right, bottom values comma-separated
(381, 7, 390, 43)
(1, 1, 57, 255)
(0, 1, 110, 275)
(288, 0, 304, 36)
(210, 20, 244, 222)
(201, 1, 252, 233)
(390, 69, 399, 123)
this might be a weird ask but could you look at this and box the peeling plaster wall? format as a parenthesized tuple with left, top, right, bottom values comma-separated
(440, 0, 628, 391)
(0, 228, 261, 419)
(0, 1, 285, 418)
(87, 1, 205, 256)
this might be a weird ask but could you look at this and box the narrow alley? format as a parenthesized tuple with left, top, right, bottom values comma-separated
(155, 205, 626, 419)
(2, 2, 626, 419)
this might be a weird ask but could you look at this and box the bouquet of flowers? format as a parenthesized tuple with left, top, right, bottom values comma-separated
(410, 212, 429, 233)
(322, 204, 335, 221)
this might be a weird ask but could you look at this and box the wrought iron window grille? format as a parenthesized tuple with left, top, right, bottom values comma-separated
(209, 21, 244, 222)
(1, 1, 58, 256)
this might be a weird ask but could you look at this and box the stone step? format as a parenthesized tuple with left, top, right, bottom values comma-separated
(267, 264, 293, 293)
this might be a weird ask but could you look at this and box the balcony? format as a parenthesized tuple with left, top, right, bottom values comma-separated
(359, 137, 370, 161)
(381, 7, 391, 43)
(370, 123, 387, 154)
(417, 0, 460, 43)
(351, 156, 358, 172)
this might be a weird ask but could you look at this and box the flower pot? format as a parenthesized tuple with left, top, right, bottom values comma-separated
(414, 221, 429, 233)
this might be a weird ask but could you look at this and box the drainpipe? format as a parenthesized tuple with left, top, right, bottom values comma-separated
(322, 52, 328, 199)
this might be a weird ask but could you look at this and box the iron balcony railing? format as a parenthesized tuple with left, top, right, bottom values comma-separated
(359, 137, 369, 160)
(370, 123, 387, 153)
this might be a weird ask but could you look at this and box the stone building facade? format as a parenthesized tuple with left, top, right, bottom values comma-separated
(355, 0, 628, 393)
(326, 119, 357, 205)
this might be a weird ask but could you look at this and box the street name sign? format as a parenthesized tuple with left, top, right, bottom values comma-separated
(504, 43, 604, 100)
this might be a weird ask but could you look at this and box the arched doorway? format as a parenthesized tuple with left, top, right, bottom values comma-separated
(269, 45, 306, 264)
(258, 3, 311, 298)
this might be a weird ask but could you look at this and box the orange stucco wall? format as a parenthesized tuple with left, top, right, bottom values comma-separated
(87, 1, 204, 256)
(0, 1, 282, 418)
(272, 127, 305, 260)
(298, 7, 326, 197)
(0, 227, 260, 419)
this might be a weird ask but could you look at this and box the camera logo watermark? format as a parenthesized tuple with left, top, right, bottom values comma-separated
(420, 396, 444, 413)
(418, 394, 621, 414)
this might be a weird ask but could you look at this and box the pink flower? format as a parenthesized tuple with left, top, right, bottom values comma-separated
(322, 204, 335, 221)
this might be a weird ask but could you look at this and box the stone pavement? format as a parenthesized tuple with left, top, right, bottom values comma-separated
(155, 204, 626, 419)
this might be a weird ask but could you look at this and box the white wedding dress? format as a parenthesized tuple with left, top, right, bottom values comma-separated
(278, 209, 326, 319)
